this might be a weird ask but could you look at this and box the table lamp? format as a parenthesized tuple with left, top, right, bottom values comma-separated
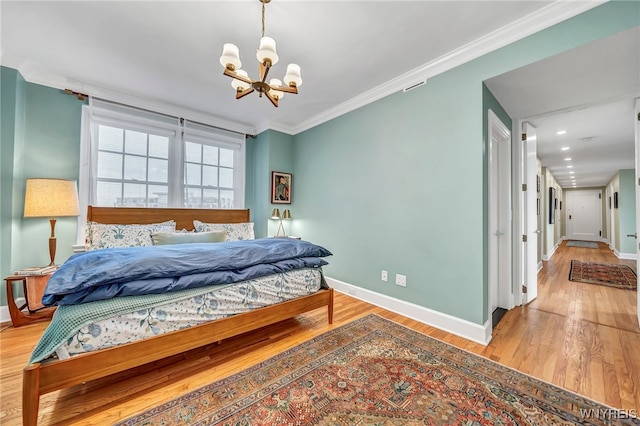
(24, 178, 80, 266)
(271, 208, 291, 237)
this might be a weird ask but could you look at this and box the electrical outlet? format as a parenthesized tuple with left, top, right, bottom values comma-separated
(395, 274, 407, 287)
(381, 270, 388, 282)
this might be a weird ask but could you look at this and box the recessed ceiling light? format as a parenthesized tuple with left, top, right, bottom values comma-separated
(564, 158, 572, 161)
(569, 171, 575, 174)
(567, 165, 573, 168)
(557, 130, 567, 135)
(561, 147, 570, 151)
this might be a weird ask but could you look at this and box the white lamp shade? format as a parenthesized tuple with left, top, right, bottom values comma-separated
(24, 178, 80, 217)
(231, 70, 250, 90)
(220, 43, 241, 70)
(283, 63, 302, 87)
(256, 37, 279, 65)
(269, 78, 284, 99)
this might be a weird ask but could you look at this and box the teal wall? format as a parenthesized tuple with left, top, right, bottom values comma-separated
(0, 70, 84, 304)
(618, 169, 636, 255)
(1, 67, 23, 305)
(250, 129, 295, 238)
(1, 2, 638, 325)
(291, 1, 640, 325)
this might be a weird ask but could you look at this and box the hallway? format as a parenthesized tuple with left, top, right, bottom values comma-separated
(491, 240, 639, 410)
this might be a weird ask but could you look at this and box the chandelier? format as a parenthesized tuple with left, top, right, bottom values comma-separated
(219, 0, 302, 107)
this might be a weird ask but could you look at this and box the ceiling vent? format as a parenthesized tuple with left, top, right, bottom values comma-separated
(403, 79, 427, 93)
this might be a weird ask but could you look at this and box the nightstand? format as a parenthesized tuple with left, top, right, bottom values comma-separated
(4, 273, 56, 327)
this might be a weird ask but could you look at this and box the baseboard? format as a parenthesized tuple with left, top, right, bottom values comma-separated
(0, 297, 24, 325)
(614, 250, 637, 260)
(537, 261, 543, 273)
(325, 277, 492, 346)
(542, 243, 559, 261)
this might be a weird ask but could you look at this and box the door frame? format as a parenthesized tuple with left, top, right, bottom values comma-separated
(565, 189, 602, 241)
(635, 98, 640, 326)
(488, 110, 513, 316)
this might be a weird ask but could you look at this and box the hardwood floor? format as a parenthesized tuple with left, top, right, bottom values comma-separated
(1, 240, 638, 425)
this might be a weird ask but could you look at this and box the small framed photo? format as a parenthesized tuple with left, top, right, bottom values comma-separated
(614, 191, 618, 209)
(271, 171, 292, 204)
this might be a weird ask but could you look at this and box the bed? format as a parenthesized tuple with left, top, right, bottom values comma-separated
(23, 206, 334, 426)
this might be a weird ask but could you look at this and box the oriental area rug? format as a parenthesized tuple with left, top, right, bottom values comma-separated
(569, 259, 637, 290)
(117, 315, 632, 426)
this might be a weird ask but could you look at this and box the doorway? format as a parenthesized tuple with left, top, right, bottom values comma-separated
(566, 190, 602, 241)
(488, 110, 512, 327)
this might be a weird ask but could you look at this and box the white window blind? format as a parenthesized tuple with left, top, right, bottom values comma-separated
(79, 99, 245, 214)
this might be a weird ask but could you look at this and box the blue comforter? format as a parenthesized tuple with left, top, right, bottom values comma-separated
(43, 238, 332, 306)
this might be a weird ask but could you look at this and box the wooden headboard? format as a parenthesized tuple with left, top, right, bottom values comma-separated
(86, 206, 251, 231)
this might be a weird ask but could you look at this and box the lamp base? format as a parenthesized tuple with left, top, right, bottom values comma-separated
(274, 220, 286, 238)
(48, 217, 57, 266)
(48, 237, 56, 266)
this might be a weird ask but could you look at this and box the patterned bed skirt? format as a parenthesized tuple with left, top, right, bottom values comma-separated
(53, 268, 323, 360)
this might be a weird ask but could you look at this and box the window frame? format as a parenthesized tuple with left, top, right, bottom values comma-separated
(77, 100, 246, 243)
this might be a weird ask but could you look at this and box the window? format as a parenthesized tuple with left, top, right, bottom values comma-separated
(80, 100, 245, 212)
(95, 125, 171, 207)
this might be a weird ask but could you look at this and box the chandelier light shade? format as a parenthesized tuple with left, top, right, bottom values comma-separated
(219, 0, 302, 107)
(24, 178, 80, 266)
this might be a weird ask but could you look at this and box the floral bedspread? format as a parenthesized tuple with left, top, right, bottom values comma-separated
(47, 268, 323, 361)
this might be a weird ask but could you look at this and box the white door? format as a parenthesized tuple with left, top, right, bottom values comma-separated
(634, 98, 640, 326)
(523, 122, 538, 304)
(488, 110, 512, 316)
(566, 190, 602, 241)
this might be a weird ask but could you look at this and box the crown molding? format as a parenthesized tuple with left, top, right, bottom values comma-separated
(0, 54, 256, 136)
(288, 0, 607, 135)
(2, 1, 607, 137)
(261, 121, 297, 136)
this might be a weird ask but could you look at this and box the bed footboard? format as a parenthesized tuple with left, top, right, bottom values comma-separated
(23, 287, 333, 425)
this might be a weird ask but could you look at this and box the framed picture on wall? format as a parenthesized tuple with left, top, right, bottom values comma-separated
(559, 201, 562, 210)
(549, 187, 556, 224)
(537, 198, 540, 215)
(536, 175, 540, 192)
(609, 196, 612, 209)
(614, 191, 618, 209)
(271, 171, 292, 204)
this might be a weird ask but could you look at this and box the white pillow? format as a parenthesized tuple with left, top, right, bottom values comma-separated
(86, 220, 176, 251)
(151, 230, 227, 245)
(193, 220, 255, 241)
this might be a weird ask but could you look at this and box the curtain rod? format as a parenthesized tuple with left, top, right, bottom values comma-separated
(91, 96, 249, 138)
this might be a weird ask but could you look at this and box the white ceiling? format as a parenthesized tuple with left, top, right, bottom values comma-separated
(1, 1, 637, 189)
(486, 26, 640, 189)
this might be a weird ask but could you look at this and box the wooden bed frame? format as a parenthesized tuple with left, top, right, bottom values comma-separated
(23, 206, 334, 426)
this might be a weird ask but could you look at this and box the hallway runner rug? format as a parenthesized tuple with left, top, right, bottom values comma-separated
(569, 259, 637, 290)
(566, 240, 599, 249)
(116, 314, 633, 426)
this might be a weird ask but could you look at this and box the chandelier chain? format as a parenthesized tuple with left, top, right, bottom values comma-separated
(261, 1, 265, 38)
